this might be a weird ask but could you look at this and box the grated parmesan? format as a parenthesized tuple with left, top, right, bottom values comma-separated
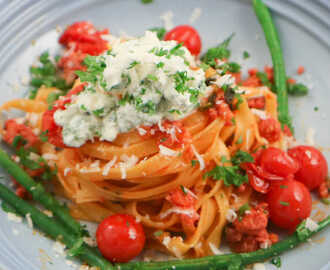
(25, 213, 33, 229)
(305, 127, 315, 146)
(102, 156, 117, 176)
(42, 153, 58, 160)
(209, 243, 223, 255)
(226, 209, 237, 223)
(160, 11, 174, 31)
(159, 145, 178, 156)
(305, 217, 319, 232)
(251, 109, 268, 120)
(64, 167, 71, 176)
(191, 145, 205, 170)
(7, 212, 22, 223)
(137, 127, 147, 136)
(162, 236, 171, 248)
(253, 263, 266, 270)
(189, 7, 202, 24)
(160, 207, 196, 219)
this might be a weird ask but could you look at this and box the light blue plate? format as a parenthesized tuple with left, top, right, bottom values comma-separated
(0, 0, 329, 269)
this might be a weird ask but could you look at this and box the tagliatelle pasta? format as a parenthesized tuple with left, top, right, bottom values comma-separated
(0, 75, 283, 258)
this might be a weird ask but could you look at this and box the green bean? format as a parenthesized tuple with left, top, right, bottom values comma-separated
(253, 0, 292, 129)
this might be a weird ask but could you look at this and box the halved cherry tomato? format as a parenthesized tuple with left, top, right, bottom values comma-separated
(258, 117, 281, 143)
(288, 146, 328, 190)
(59, 21, 109, 56)
(247, 96, 266, 109)
(259, 147, 299, 178)
(96, 214, 145, 263)
(164, 25, 202, 56)
(3, 119, 39, 147)
(248, 172, 270, 194)
(267, 179, 312, 230)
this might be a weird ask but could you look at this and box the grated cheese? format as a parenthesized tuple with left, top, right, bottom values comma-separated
(209, 243, 223, 255)
(253, 263, 266, 270)
(189, 7, 202, 24)
(42, 153, 58, 160)
(64, 167, 71, 176)
(251, 109, 268, 120)
(120, 165, 127, 179)
(7, 212, 23, 223)
(137, 127, 147, 136)
(28, 152, 40, 162)
(226, 209, 237, 223)
(25, 213, 33, 229)
(83, 236, 97, 247)
(305, 217, 319, 232)
(160, 207, 196, 219)
(305, 127, 315, 146)
(53, 241, 66, 255)
(191, 145, 205, 170)
(160, 11, 174, 31)
(159, 145, 178, 157)
(102, 156, 117, 176)
(162, 236, 171, 248)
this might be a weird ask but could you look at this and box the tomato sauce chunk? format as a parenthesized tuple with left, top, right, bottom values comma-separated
(258, 117, 281, 143)
(3, 119, 39, 147)
(226, 203, 278, 253)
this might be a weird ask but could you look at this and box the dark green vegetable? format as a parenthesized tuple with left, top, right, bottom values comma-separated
(201, 33, 234, 67)
(271, 256, 282, 268)
(141, 0, 153, 4)
(287, 82, 308, 96)
(231, 150, 254, 166)
(117, 217, 330, 270)
(149, 27, 167, 40)
(0, 183, 114, 270)
(29, 51, 72, 99)
(252, 0, 292, 129)
(0, 148, 84, 236)
(243, 51, 250, 59)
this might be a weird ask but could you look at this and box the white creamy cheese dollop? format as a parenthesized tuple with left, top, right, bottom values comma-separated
(54, 31, 206, 147)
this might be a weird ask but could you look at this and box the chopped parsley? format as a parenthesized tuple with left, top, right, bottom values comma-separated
(146, 74, 158, 81)
(243, 51, 250, 59)
(204, 164, 248, 187)
(29, 51, 72, 99)
(201, 33, 234, 67)
(238, 203, 250, 217)
(191, 160, 198, 167)
(271, 256, 282, 268)
(180, 185, 188, 195)
(279, 201, 289, 206)
(231, 150, 254, 166)
(154, 230, 163, 237)
(46, 91, 63, 110)
(39, 131, 48, 142)
(156, 62, 165, 68)
(236, 135, 243, 145)
(128, 60, 140, 69)
(92, 108, 105, 117)
(149, 27, 166, 40)
(141, 0, 153, 4)
(314, 106, 319, 112)
(287, 82, 308, 96)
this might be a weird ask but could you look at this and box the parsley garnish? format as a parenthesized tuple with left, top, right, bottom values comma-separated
(180, 185, 187, 195)
(201, 33, 234, 67)
(238, 203, 250, 217)
(154, 230, 163, 237)
(149, 27, 166, 40)
(271, 256, 282, 268)
(287, 82, 308, 96)
(47, 91, 63, 110)
(231, 150, 254, 166)
(156, 62, 165, 68)
(39, 131, 48, 142)
(141, 0, 153, 4)
(279, 201, 289, 206)
(204, 165, 248, 187)
(29, 51, 71, 99)
(236, 135, 243, 145)
(314, 106, 319, 112)
(128, 60, 140, 69)
(146, 74, 158, 81)
(243, 51, 250, 59)
(92, 108, 105, 117)
(191, 160, 198, 167)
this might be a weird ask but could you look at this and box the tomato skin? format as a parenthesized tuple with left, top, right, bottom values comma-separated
(42, 109, 65, 148)
(288, 146, 328, 190)
(267, 179, 312, 230)
(164, 25, 201, 55)
(258, 117, 281, 143)
(259, 147, 299, 178)
(248, 172, 270, 194)
(96, 214, 145, 263)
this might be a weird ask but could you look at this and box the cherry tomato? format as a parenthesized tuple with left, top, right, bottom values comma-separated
(288, 146, 328, 190)
(258, 117, 281, 143)
(42, 109, 65, 148)
(164, 25, 202, 56)
(267, 179, 312, 230)
(59, 21, 109, 55)
(248, 172, 270, 194)
(259, 147, 299, 178)
(4, 119, 39, 147)
(96, 214, 145, 263)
